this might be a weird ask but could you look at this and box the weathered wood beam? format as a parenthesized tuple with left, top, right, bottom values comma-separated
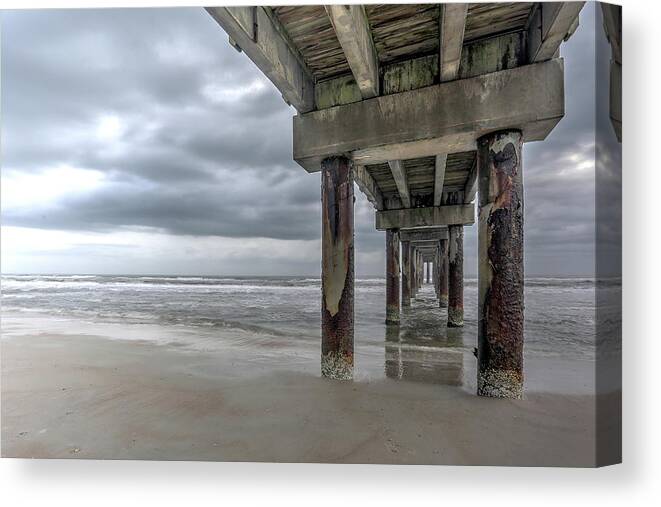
(375, 204, 474, 231)
(434, 154, 447, 207)
(294, 59, 565, 171)
(439, 3, 468, 82)
(463, 157, 478, 204)
(527, 2, 585, 63)
(325, 5, 379, 99)
(354, 164, 384, 210)
(388, 160, 411, 208)
(206, 6, 315, 113)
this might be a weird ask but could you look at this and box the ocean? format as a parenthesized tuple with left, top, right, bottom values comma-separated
(1, 274, 619, 394)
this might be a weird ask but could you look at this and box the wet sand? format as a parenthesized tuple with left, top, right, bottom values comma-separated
(1, 329, 616, 466)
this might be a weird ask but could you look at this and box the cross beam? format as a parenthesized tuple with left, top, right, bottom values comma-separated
(375, 204, 474, 231)
(294, 59, 565, 171)
(400, 228, 448, 242)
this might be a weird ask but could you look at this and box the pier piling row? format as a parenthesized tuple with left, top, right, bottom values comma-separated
(207, 2, 584, 396)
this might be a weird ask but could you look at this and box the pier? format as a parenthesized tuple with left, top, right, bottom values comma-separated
(207, 2, 585, 398)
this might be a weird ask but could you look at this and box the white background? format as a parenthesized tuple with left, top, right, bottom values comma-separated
(1, 0, 659, 504)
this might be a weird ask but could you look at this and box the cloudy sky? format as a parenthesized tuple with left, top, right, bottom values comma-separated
(1, 4, 599, 277)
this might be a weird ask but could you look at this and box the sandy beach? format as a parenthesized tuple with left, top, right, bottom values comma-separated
(1, 320, 617, 466)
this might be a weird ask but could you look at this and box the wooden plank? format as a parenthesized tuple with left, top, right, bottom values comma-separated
(375, 204, 475, 230)
(354, 164, 384, 210)
(325, 5, 379, 99)
(388, 160, 411, 208)
(434, 154, 447, 207)
(439, 3, 468, 82)
(527, 2, 585, 63)
(206, 6, 315, 112)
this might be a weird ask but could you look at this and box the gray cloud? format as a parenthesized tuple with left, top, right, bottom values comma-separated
(1, 4, 600, 276)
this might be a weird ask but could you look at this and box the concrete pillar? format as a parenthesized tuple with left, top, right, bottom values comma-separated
(401, 240, 411, 307)
(410, 248, 417, 298)
(426, 262, 431, 284)
(385, 229, 400, 324)
(477, 129, 524, 399)
(321, 156, 354, 380)
(447, 225, 464, 327)
(438, 239, 449, 308)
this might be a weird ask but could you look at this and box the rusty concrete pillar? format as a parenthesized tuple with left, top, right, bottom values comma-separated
(321, 156, 354, 380)
(385, 229, 400, 324)
(477, 129, 524, 399)
(447, 225, 464, 327)
(401, 240, 411, 307)
(438, 239, 449, 308)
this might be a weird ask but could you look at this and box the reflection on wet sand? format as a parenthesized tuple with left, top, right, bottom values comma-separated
(385, 286, 469, 386)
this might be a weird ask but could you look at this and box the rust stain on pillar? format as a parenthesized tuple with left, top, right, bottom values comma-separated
(477, 129, 524, 399)
(385, 229, 400, 324)
(448, 225, 464, 327)
(401, 240, 411, 307)
(321, 156, 354, 380)
(438, 239, 449, 308)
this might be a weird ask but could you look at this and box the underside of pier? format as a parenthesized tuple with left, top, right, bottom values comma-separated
(207, 2, 584, 397)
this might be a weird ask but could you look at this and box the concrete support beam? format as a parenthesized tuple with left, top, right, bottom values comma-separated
(354, 164, 384, 210)
(294, 59, 565, 171)
(602, 3, 622, 142)
(387, 160, 411, 208)
(400, 228, 448, 242)
(401, 240, 411, 307)
(527, 2, 585, 63)
(206, 7, 315, 113)
(477, 130, 524, 399)
(438, 239, 449, 308)
(447, 225, 464, 327)
(439, 3, 468, 82)
(321, 156, 354, 380)
(426, 262, 431, 284)
(375, 204, 474, 231)
(385, 229, 400, 324)
(464, 158, 478, 204)
(434, 154, 447, 207)
(325, 5, 379, 99)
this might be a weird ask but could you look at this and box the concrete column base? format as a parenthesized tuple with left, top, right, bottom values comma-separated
(477, 369, 523, 399)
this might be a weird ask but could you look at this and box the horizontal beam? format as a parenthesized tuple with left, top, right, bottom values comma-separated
(325, 5, 379, 99)
(206, 7, 315, 113)
(375, 205, 474, 231)
(294, 59, 565, 171)
(400, 228, 448, 242)
(527, 2, 585, 63)
(354, 164, 384, 210)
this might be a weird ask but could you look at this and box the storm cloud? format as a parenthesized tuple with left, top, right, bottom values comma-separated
(1, 5, 600, 276)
